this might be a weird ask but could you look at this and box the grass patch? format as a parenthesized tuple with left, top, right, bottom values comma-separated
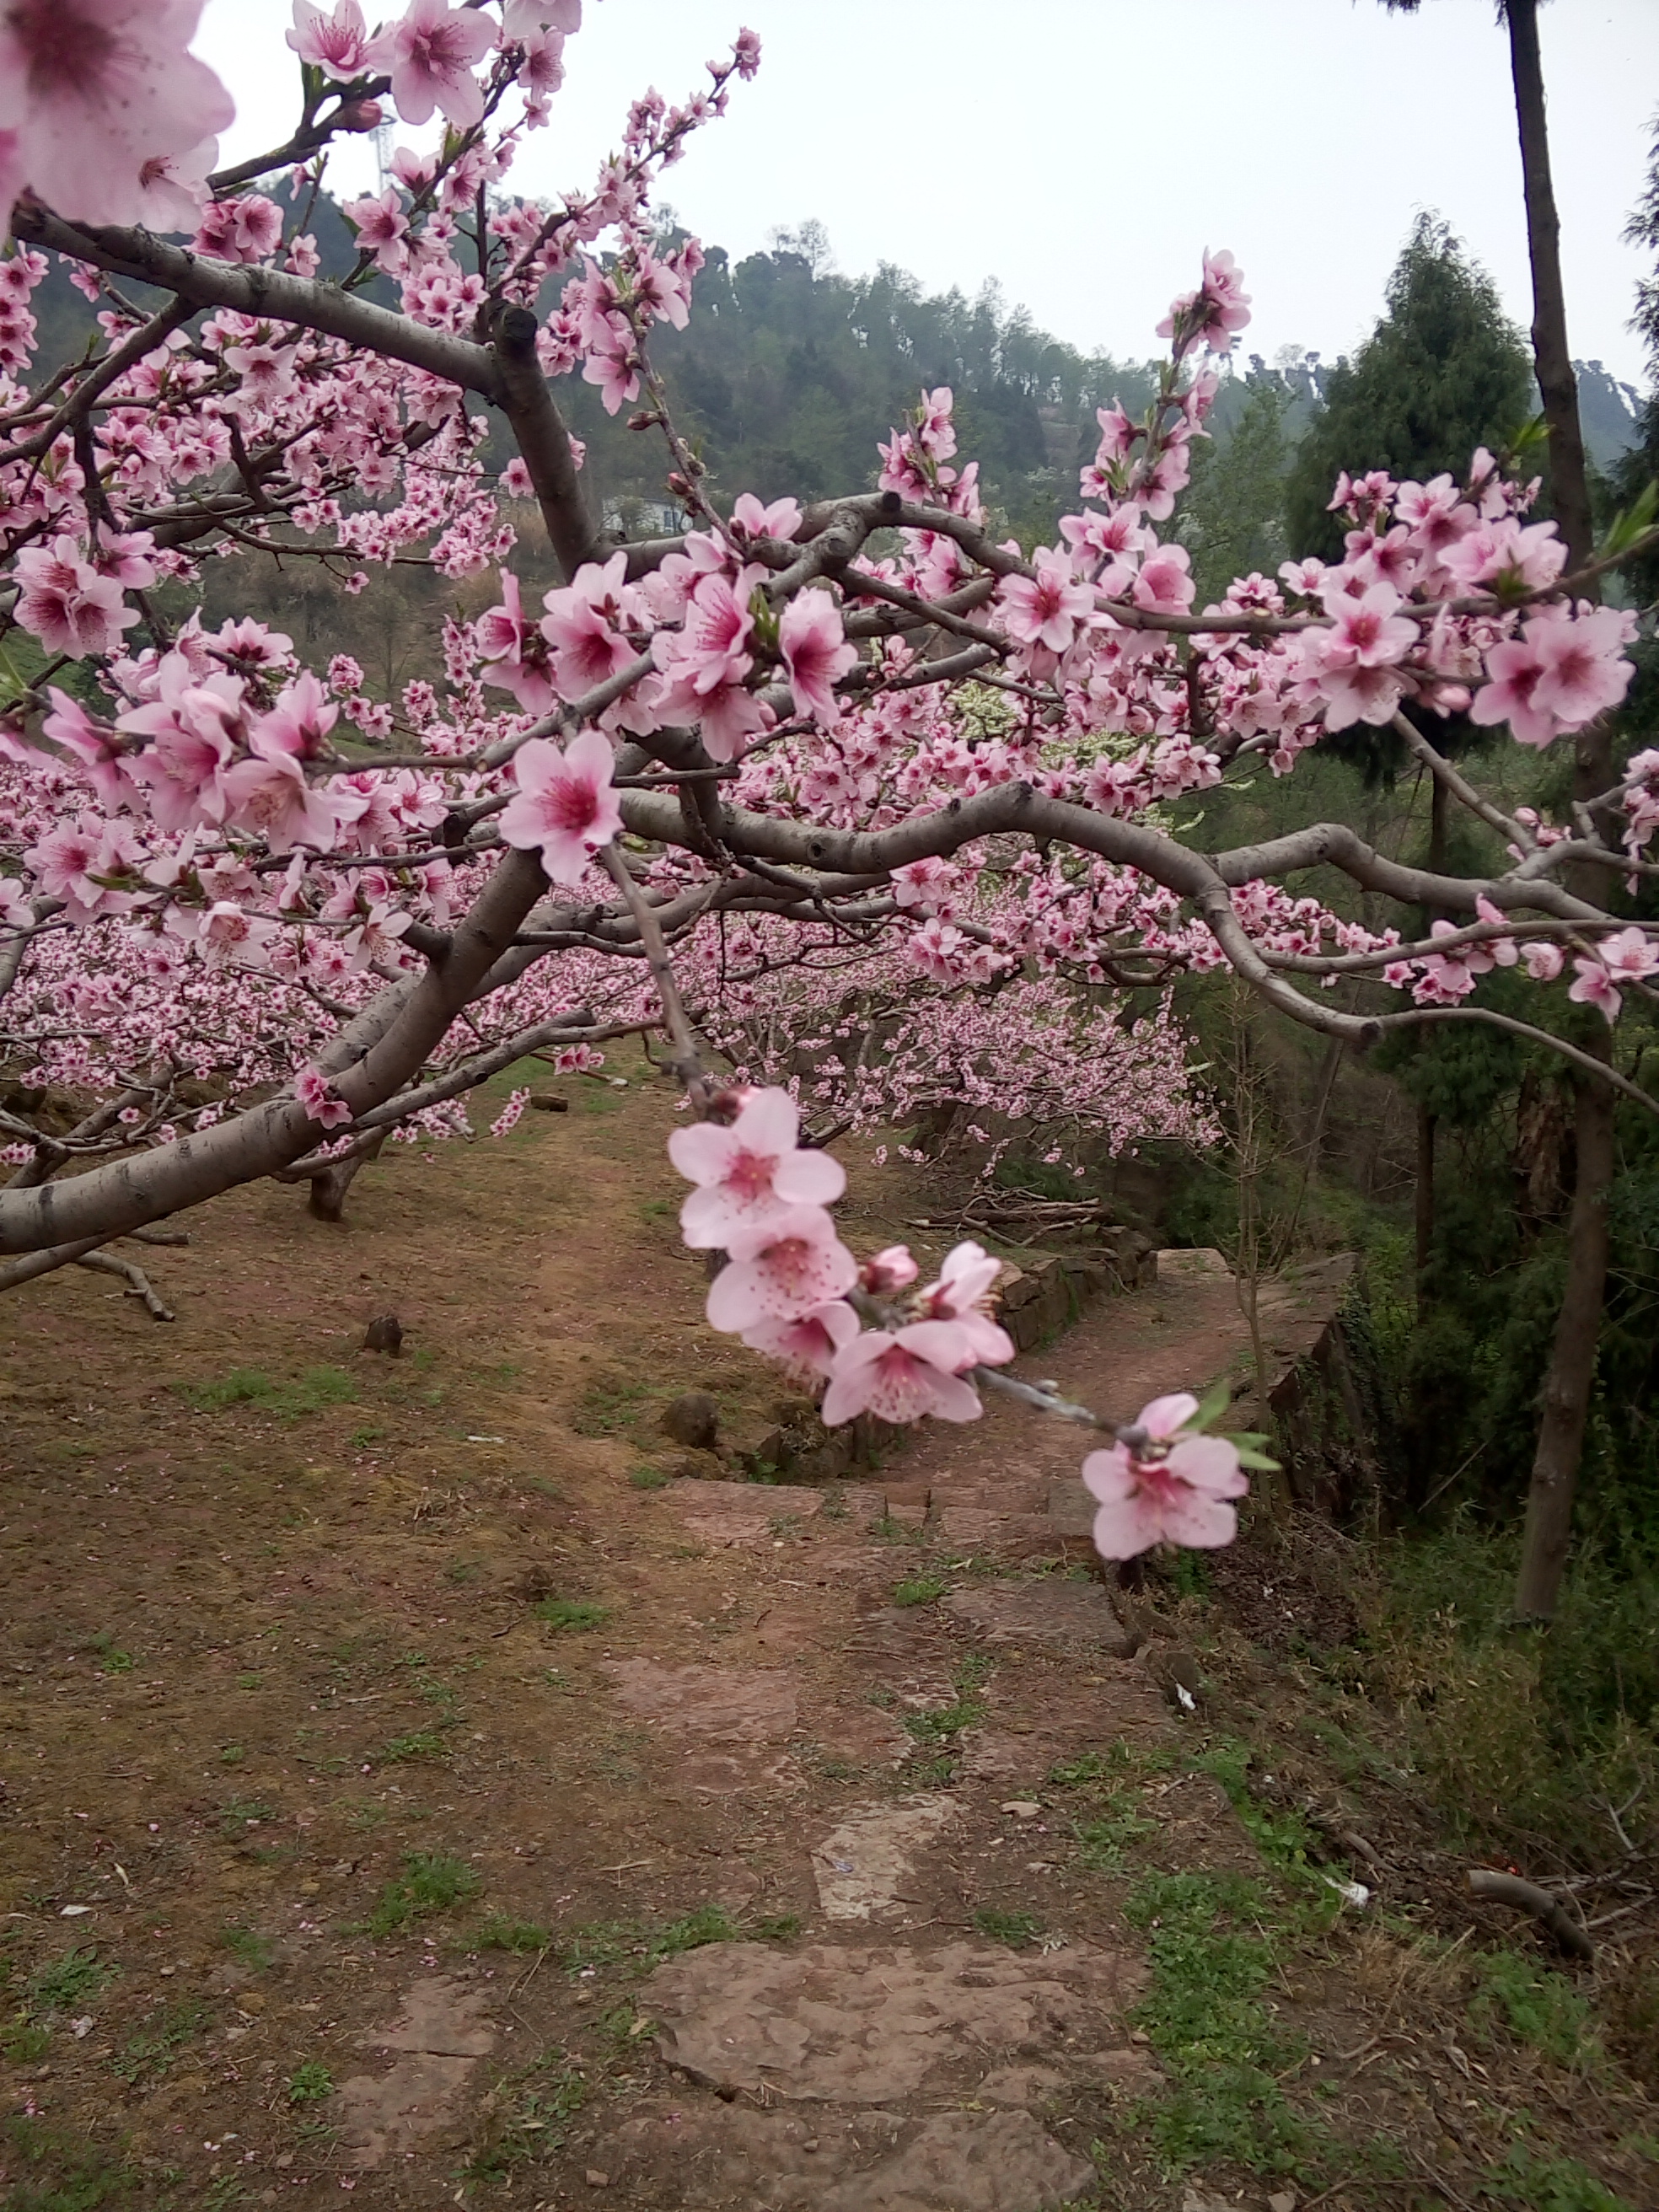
(460, 2059, 586, 2182)
(902, 1654, 993, 1749)
(26, 1948, 110, 2015)
(1484, 2143, 1636, 2211)
(0, 2113, 137, 2212)
(380, 1729, 447, 1762)
(534, 1597, 612, 1632)
(362, 1851, 481, 1940)
(286, 2060, 335, 2106)
(1122, 1867, 1314, 2176)
(559, 1905, 739, 1978)
(1472, 1951, 1602, 2069)
(89, 1633, 135, 1676)
(177, 1366, 357, 1420)
(217, 1925, 275, 1972)
(628, 1464, 670, 1490)
(1072, 1791, 1158, 1875)
(474, 1915, 550, 1954)
(973, 1908, 1040, 1947)
(572, 1375, 651, 1437)
(893, 1573, 947, 1608)
(110, 2001, 202, 2088)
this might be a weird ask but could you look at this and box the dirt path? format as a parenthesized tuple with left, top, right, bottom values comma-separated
(3, 1069, 1650, 2212)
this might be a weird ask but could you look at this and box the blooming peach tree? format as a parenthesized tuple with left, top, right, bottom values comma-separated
(1, 3, 1654, 1558)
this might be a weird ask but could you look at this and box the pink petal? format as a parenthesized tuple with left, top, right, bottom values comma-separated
(666, 1121, 739, 1185)
(1140, 1391, 1200, 1440)
(1167, 1436, 1249, 1498)
(1081, 1446, 1136, 1504)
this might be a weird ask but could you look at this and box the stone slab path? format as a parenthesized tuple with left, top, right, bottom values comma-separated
(543, 1270, 1264, 2209)
(327, 1264, 1302, 2208)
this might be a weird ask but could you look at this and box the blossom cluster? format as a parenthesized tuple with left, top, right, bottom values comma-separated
(666, 1085, 1249, 1560)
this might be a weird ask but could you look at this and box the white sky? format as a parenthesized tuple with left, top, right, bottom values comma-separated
(198, 0, 1658, 388)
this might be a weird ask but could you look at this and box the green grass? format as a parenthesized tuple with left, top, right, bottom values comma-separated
(362, 1851, 481, 1939)
(893, 1573, 947, 1608)
(474, 1915, 550, 1954)
(571, 1376, 651, 1437)
(628, 1464, 671, 1490)
(217, 1925, 275, 1972)
(286, 2060, 335, 2106)
(110, 2002, 202, 2087)
(534, 1597, 612, 1631)
(26, 1948, 110, 2015)
(973, 1908, 1040, 1947)
(1072, 1791, 1158, 1875)
(1484, 2143, 1637, 2212)
(380, 1729, 447, 1762)
(558, 1905, 739, 1978)
(176, 1366, 357, 1420)
(0, 2113, 137, 2212)
(459, 2060, 586, 2182)
(901, 1653, 992, 1748)
(1472, 1951, 1602, 2069)
(89, 1633, 135, 1676)
(1122, 1867, 1314, 2176)
(1, 2016, 52, 2061)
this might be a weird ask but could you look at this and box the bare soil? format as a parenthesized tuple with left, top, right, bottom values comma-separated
(2, 1060, 1652, 2212)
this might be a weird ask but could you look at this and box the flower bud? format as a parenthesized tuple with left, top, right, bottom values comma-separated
(335, 99, 384, 134)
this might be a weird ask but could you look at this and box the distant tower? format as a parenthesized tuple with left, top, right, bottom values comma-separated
(374, 118, 396, 194)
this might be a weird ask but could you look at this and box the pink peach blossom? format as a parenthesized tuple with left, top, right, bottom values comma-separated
(741, 1299, 859, 1386)
(919, 1240, 1014, 1366)
(705, 1205, 858, 1331)
(295, 1065, 353, 1128)
(368, 0, 496, 129)
(498, 730, 621, 886)
(779, 591, 856, 725)
(667, 1085, 846, 1247)
(1082, 1392, 1248, 1559)
(287, 0, 374, 78)
(820, 1320, 982, 1426)
(0, 0, 234, 228)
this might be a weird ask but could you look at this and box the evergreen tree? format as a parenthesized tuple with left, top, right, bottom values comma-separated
(1285, 215, 1533, 560)
(1178, 378, 1291, 608)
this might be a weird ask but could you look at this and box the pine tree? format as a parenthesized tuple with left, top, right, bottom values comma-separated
(1285, 215, 1533, 560)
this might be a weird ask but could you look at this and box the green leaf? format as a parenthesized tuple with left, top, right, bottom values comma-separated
(1184, 1378, 1234, 1434)
(1596, 477, 1659, 565)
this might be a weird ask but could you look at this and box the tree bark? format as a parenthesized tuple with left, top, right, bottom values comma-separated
(1515, 1060, 1613, 1619)
(1506, 0, 1616, 1620)
(305, 1131, 387, 1223)
(1506, 0, 1594, 578)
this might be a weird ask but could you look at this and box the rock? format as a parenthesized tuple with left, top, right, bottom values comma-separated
(335, 1976, 495, 2169)
(529, 1093, 569, 1112)
(662, 1391, 720, 1449)
(810, 1797, 958, 1920)
(584, 2171, 609, 2188)
(641, 1937, 1146, 2105)
(361, 1313, 402, 1356)
(817, 2111, 1096, 2210)
(1153, 1246, 1232, 1282)
(946, 1578, 1134, 1656)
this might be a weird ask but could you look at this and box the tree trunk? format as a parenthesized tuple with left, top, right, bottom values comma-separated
(305, 1130, 387, 1222)
(1506, 0, 1594, 577)
(1514, 1064, 1613, 1619)
(1506, 0, 1616, 1620)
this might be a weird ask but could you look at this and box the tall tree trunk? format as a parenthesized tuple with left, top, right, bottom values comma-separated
(1514, 1065, 1613, 1619)
(1506, 0, 1614, 1620)
(1506, 0, 1594, 578)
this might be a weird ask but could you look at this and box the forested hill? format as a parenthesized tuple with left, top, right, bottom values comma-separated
(22, 202, 1640, 556)
(560, 229, 1164, 544)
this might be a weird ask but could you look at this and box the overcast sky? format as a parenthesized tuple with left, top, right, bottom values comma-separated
(200, 0, 1657, 388)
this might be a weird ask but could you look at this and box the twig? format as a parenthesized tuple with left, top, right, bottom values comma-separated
(604, 843, 710, 1110)
(1466, 1868, 1593, 1959)
(72, 1249, 174, 1322)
